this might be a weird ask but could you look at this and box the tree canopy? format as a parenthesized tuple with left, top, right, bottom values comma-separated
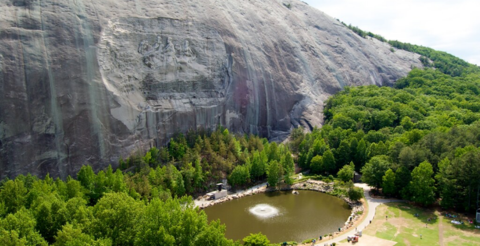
(292, 64, 480, 211)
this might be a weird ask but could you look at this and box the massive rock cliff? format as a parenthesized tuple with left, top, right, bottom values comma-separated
(0, 0, 422, 178)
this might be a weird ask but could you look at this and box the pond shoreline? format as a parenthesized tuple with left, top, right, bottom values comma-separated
(195, 179, 365, 236)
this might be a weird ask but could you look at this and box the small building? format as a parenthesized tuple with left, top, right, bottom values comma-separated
(206, 182, 228, 200)
(214, 190, 228, 199)
(353, 171, 362, 183)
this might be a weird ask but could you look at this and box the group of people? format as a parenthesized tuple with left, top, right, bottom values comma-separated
(309, 235, 337, 246)
(444, 212, 457, 218)
(310, 238, 336, 246)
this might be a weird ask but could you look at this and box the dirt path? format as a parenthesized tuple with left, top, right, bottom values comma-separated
(438, 216, 444, 246)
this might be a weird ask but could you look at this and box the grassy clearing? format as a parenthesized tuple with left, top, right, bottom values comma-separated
(364, 203, 480, 246)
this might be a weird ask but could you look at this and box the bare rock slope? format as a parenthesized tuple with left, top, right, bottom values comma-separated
(0, 0, 422, 178)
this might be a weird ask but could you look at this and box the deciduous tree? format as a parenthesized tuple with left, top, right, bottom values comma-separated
(435, 158, 456, 209)
(354, 139, 367, 169)
(361, 156, 391, 189)
(228, 165, 250, 188)
(322, 150, 336, 174)
(382, 169, 396, 197)
(310, 155, 323, 174)
(91, 193, 141, 245)
(337, 162, 354, 183)
(409, 161, 435, 206)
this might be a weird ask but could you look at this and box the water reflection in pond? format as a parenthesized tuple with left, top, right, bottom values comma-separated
(203, 190, 351, 243)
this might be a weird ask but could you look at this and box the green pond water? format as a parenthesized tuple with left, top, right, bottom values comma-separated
(203, 190, 351, 243)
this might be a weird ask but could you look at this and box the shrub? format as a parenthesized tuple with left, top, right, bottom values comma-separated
(301, 238, 315, 244)
(243, 232, 270, 246)
(348, 187, 364, 201)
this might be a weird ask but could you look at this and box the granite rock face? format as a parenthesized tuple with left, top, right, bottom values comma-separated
(0, 0, 422, 178)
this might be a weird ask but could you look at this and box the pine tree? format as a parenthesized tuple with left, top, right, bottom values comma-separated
(283, 152, 295, 185)
(193, 158, 204, 189)
(267, 161, 281, 187)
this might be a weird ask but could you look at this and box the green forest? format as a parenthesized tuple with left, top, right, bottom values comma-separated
(0, 128, 295, 245)
(2, 28, 480, 246)
(294, 68, 480, 211)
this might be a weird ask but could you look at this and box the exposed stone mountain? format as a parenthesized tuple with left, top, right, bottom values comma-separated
(0, 0, 422, 178)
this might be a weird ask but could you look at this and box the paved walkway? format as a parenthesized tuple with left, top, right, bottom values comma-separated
(236, 182, 268, 193)
(336, 234, 397, 246)
(314, 183, 404, 246)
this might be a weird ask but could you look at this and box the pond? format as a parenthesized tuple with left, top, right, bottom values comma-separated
(203, 190, 351, 243)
